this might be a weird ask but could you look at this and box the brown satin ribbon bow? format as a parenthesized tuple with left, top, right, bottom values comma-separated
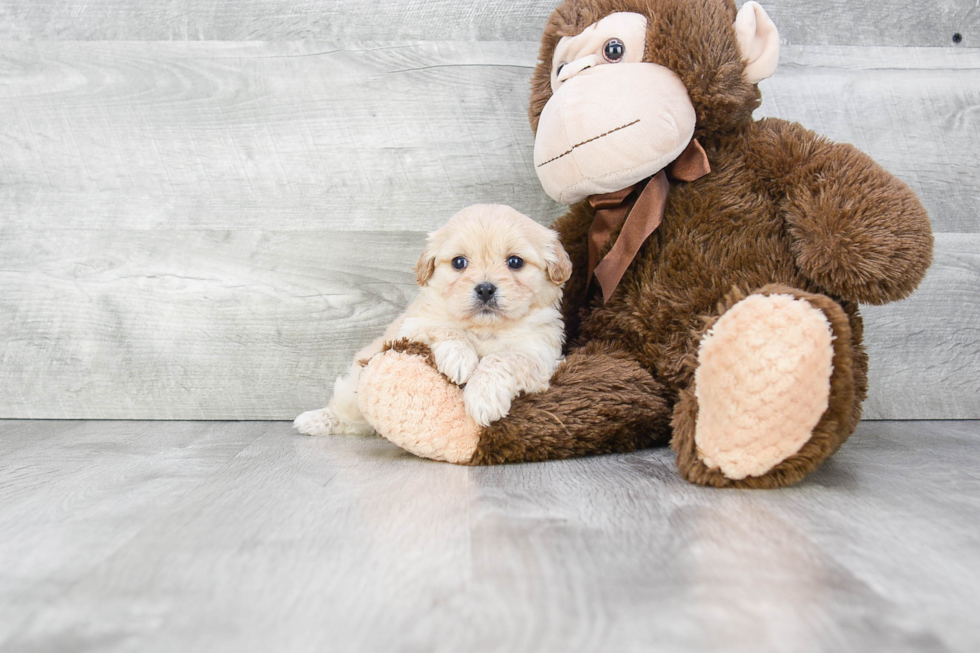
(587, 139, 711, 302)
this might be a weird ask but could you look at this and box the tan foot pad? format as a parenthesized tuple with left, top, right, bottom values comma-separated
(358, 350, 480, 464)
(694, 294, 835, 480)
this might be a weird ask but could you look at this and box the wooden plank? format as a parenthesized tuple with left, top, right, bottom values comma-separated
(0, 0, 557, 41)
(1, 41, 975, 418)
(757, 46, 980, 234)
(0, 419, 91, 455)
(0, 42, 976, 233)
(862, 234, 980, 420)
(0, 422, 474, 652)
(0, 41, 560, 234)
(761, 0, 977, 48)
(0, 0, 975, 47)
(0, 230, 974, 420)
(0, 228, 424, 419)
(2, 420, 979, 651)
(0, 420, 267, 645)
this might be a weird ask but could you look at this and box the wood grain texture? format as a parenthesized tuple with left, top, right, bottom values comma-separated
(1, 43, 977, 233)
(0, 230, 974, 420)
(862, 234, 980, 420)
(1, 419, 979, 652)
(1, 39, 977, 418)
(0, 228, 424, 419)
(0, 421, 269, 645)
(0, 41, 557, 234)
(0, 0, 975, 46)
(2, 41, 977, 234)
(758, 46, 980, 234)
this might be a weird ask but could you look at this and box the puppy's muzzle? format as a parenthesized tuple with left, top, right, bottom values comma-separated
(475, 282, 497, 304)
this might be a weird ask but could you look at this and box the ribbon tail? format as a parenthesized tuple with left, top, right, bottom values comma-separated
(585, 139, 709, 302)
(593, 171, 669, 303)
(586, 201, 631, 290)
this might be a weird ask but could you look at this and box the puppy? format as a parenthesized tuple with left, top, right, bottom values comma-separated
(294, 204, 571, 436)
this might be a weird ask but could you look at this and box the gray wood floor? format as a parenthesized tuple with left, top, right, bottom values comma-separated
(1, 420, 978, 652)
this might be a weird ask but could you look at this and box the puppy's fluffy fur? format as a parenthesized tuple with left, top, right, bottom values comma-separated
(294, 204, 572, 435)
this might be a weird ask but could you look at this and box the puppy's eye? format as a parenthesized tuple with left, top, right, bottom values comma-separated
(451, 256, 468, 271)
(507, 256, 525, 270)
(603, 38, 625, 63)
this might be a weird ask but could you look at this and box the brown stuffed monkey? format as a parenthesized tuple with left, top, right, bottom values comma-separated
(356, 0, 934, 488)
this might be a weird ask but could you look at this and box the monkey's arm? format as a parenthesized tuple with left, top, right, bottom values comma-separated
(762, 119, 934, 305)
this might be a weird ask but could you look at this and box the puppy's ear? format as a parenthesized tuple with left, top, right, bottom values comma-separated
(416, 225, 448, 286)
(545, 232, 572, 285)
(414, 245, 436, 286)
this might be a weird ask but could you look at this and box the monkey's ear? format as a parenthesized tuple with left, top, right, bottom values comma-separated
(734, 1, 779, 84)
(545, 233, 572, 285)
(414, 244, 436, 286)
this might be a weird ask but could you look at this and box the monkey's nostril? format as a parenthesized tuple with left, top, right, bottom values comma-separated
(558, 55, 599, 83)
(475, 282, 497, 303)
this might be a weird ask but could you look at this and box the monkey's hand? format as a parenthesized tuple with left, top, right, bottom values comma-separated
(772, 122, 933, 305)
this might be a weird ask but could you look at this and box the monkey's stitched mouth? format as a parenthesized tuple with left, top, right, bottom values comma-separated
(537, 119, 641, 167)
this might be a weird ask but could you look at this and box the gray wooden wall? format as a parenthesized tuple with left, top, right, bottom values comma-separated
(1, 1, 977, 420)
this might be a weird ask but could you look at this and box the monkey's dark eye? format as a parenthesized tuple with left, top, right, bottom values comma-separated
(452, 256, 468, 270)
(556, 62, 566, 77)
(507, 256, 525, 270)
(603, 39, 625, 63)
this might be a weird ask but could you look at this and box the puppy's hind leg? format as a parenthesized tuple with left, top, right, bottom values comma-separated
(294, 363, 376, 436)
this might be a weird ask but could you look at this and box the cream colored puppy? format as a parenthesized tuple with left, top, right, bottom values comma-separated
(294, 204, 571, 436)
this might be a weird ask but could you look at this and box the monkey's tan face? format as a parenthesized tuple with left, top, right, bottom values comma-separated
(416, 205, 571, 328)
(533, 12, 697, 204)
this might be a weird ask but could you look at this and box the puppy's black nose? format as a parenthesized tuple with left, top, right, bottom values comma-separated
(475, 282, 497, 303)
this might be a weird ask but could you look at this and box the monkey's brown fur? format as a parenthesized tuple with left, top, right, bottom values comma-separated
(471, 340, 673, 465)
(366, 0, 932, 487)
(468, 0, 933, 488)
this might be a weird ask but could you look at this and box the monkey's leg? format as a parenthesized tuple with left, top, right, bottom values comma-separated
(358, 340, 672, 465)
(671, 284, 860, 488)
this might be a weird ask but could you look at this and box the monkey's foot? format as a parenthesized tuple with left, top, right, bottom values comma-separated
(358, 341, 480, 464)
(692, 292, 836, 480)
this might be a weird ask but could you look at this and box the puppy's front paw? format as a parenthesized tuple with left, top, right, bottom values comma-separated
(293, 408, 340, 436)
(463, 370, 514, 427)
(432, 341, 480, 385)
